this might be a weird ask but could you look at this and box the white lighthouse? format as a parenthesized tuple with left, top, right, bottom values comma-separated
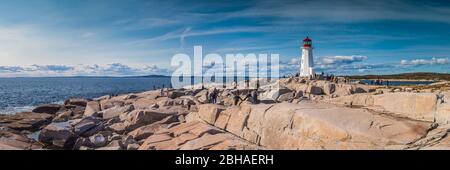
(300, 36, 315, 77)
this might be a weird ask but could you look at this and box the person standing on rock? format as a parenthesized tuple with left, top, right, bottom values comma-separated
(243, 92, 252, 103)
(205, 90, 210, 103)
(251, 89, 258, 104)
(256, 80, 260, 90)
(187, 101, 192, 110)
(210, 88, 218, 104)
(232, 90, 242, 105)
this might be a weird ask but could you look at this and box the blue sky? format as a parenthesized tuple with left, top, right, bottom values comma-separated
(0, 0, 449, 77)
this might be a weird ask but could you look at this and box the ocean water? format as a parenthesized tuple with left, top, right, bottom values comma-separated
(360, 80, 436, 86)
(0, 77, 172, 114)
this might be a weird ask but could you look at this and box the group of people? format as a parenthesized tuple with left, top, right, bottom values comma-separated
(231, 89, 259, 105)
(157, 85, 171, 97)
(369, 79, 390, 86)
(205, 88, 259, 106)
(205, 88, 219, 104)
(295, 72, 340, 84)
(322, 72, 338, 83)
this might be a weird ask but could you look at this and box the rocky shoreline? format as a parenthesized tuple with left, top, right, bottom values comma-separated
(1, 77, 450, 150)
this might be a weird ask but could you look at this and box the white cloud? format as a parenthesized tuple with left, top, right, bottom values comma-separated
(0, 63, 172, 77)
(280, 55, 368, 73)
(289, 58, 300, 65)
(280, 55, 399, 75)
(316, 55, 368, 66)
(400, 57, 450, 66)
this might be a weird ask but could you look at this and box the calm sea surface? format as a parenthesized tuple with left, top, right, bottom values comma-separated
(0, 77, 171, 114)
(360, 79, 436, 86)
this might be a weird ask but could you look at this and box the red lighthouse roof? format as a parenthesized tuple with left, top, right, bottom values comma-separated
(303, 36, 312, 48)
(303, 36, 312, 42)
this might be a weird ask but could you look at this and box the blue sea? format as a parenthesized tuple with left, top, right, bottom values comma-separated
(0, 77, 172, 114)
(360, 79, 436, 86)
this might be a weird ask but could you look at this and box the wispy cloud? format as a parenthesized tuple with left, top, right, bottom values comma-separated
(226, 0, 450, 24)
(112, 18, 182, 30)
(130, 26, 270, 46)
(180, 27, 192, 49)
(0, 25, 178, 67)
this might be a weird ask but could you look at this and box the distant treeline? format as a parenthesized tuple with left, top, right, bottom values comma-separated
(346, 72, 450, 81)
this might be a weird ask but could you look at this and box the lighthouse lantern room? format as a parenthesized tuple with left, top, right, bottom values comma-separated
(300, 36, 315, 77)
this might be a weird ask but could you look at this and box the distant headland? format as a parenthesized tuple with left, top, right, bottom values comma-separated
(345, 72, 450, 81)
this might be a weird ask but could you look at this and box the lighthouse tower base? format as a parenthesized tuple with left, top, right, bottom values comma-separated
(300, 46, 314, 77)
(300, 67, 315, 77)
